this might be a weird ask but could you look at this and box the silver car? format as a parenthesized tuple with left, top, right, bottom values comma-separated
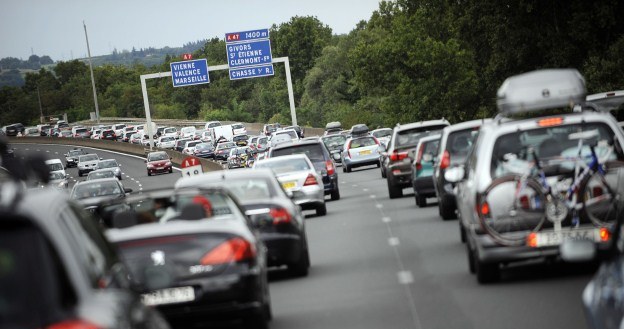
(446, 69, 624, 284)
(48, 171, 69, 189)
(253, 154, 327, 216)
(96, 159, 122, 180)
(341, 135, 381, 172)
(87, 168, 117, 181)
(77, 153, 100, 177)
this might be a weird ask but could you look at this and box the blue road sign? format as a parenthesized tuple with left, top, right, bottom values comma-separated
(229, 64, 274, 81)
(225, 29, 269, 43)
(226, 39, 273, 69)
(170, 59, 209, 87)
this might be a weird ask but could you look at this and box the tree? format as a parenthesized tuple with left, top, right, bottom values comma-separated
(40, 55, 54, 65)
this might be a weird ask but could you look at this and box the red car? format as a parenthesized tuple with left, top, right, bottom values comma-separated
(146, 151, 173, 176)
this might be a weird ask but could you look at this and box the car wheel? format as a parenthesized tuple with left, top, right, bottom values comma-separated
(330, 186, 340, 201)
(78, 170, 83, 177)
(466, 243, 476, 274)
(289, 244, 310, 277)
(460, 222, 466, 243)
(316, 203, 327, 216)
(439, 197, 457, 220)
(377, 161, 381, 168)
(342, 165, 347, 173)
(147, 171, 151, 176)
(169, 167, 173, 174)
(243, 308, 270, 329)
(387, 178, 403, 199)
(381, 166, 387, 178)
(345, 165, 352, 173)
(476, 259, 500, 284)
(417, 195, 427, 207)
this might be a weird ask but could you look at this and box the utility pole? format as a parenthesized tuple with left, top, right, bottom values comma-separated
(37, 86, 44, 124)
(83, 20, 100, 124)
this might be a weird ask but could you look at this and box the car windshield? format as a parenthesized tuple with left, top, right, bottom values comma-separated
(148, 153, 168, 161)
(75, 128, 87, 133)
(277, 130, 298, 139)
(98, 160, 117, 169)
(272, 144, 325, 162)
(233, 135, 248, 141)
(161, 137, 174, 142)
(88, 170, 115, 180)
(49, 171, 65, 180)
(217, 142, 236, 150)
(255, 158, 311, 173)
(196, 143, 212, 150)
(322, 135, 346, 147)
(373, 129, 392, 138)
(80, 155, 98, 162)
(490, 122, 622, 178)
(447, 128, 479, 157)
(349, 137, 377, 149)
(258, 137, 268, 144)
(221, 178, 274, 200)
(47, 163, 64, 171)
(232, 124, 244, 129)
(164, 128, 176, 133)
(395, 125, 446, 147)
(186, 141, 201, 148)
(72, 181, 122, 199)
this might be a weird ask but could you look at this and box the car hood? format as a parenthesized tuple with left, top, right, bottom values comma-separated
(148, 160, 170, 165)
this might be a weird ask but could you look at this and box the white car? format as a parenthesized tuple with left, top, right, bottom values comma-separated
(179, 126, 196, 139)
(161, 127, 177, 138)
(91, 129, 102, 139)
(204, 121, 221, 130)
(77, 153, 100, 177)
(200, 131, 213, 143)
(182, 140, 202, 155)
(232, 122, 247, 135)
(140, 134, 155, 146)
(112, 124, 126, 138)
(45, 159, 66, 177)
(156, 136, 176, 149)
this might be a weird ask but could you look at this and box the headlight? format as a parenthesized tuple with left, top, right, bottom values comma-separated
(165, 161, 172, 166)
(147, 164, 154, 168)
(57, 181, 66, 188)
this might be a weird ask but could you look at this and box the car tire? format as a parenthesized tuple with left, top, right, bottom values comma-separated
(147, 171, 151, 176)
(289, 243, 310, 277)
(316, 203, 327, 216)
(416, 194, 426, 207)
(381, 166, 386, 178)
(387, 178, 403, 199)
(345, 165, 352, 173)
(78, 170, 83, 177)
(467, 243, 476, 274)
(342, 165, 347, 173)
(169, 168, 173, 174)
(330, 186, 340, 201)
(377, 161, 381, 168)
(460, 222, 466, 243)
(476, 259, 500, 284)
(439, 197, 457, 220)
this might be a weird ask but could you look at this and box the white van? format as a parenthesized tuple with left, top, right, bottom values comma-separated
(231, 122, 247, 135)
(45, 159, 67, 177)
(179, 126, 196, 139)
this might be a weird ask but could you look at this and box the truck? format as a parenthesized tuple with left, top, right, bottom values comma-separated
(211, 124, 234, 143)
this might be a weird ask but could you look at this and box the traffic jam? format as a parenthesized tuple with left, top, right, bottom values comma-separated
(2, 69, 624, 329)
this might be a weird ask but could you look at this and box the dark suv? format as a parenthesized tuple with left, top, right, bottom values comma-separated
(5, 123, 25, 136)
(382, 120, 449, 198)
(101, 129, 117, 141)
(0, 152, 169, 329)
(433, 119, 490, 220)
(269, 140, 340, 200)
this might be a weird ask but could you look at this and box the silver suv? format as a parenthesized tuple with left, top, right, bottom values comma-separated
(447, 69, 624, 283)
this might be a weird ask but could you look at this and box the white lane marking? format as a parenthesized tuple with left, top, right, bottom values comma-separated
(370, 195, 376, 199)
(341, 181, 346, 184)
(73, 179, 77, 182)
(46, 150, 50, 153)
(363, 188, 369, 192)
(375, 203, 383, 209)
(54, 152, 58, 154)
(352, 184, 358, 187)
(25, 148, 29, 151)
(382, 217, 391, 223)
(397, 271, 414, 285)
(388, 237, 400, 246)
(36, 149, 40, 152)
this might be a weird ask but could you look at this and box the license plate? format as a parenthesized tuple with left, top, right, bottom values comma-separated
(141, 286, 195, 306)
(359, 150, 372, 155)
(281, 181, 296, 190)
(534, 228, 600, 247)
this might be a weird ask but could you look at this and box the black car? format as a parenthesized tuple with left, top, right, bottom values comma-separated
(321, 134, 347, 164)
(285, 125, 304, 138)
(193, 142, 215, 159)
(95, 188, 272, 328)
(0, 151, 169, 329)
(70, 178, 133, 211)
(101, 129, 117, 141)
(214, 141, 236, 161)
(64, 148, 88, 168)
(176, 169, 310, 276)
(175, 138, 192, 152)
(268, 139, 340, 200)
(433, 119, 490, 220)
(5, 123, 25, 136)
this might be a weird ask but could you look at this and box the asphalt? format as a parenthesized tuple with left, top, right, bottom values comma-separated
(12, 143, 596, 329)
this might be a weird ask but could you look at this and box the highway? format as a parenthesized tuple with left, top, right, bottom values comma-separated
(13, 143, 596, 329)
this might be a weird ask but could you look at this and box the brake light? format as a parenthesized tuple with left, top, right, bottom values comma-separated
(480, 201, 490, 216)
(304, 174, 318, 186)
(200, 237, 256, 265)
(326, 160, 335, 175)
(270, 207, 292, 225)
(537, 117, 563, 127)
(527, 232, 538, 247)
(600, 228, 610, 242)
(389, 151, 408, 162)
(439, 150, 450, 169)
(47, 320, 101, 329)
(415, 162, 422, 171)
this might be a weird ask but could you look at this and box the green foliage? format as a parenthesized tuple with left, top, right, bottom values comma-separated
(152, 103, 186, 119)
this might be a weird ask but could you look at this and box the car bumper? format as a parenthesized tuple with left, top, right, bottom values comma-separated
(387, 163, 413, 188)
(323, 174, 338, 194)
(148, 166, 172, 174)
(291, 187, 324, 208)
(261, 232, 304, 266)
(343, 155, 379, 168)
(78, 166, 97, 173)
(413, 176, 436, 196)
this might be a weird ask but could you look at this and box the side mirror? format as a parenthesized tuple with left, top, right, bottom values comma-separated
(444, 166, 465, 183)
(560, 240, 596, 263)
(124, 188, 133, 194)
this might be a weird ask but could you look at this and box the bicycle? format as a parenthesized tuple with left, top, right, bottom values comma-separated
(477, 130, 620, 246)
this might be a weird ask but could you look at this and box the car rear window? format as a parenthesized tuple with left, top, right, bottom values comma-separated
(255, 158, 312, 173)
(272, 144, 325, 162)
(490, 122, 622, 178)
(349, 137, 377, 149)
(447, 128, 479, 157)
(88, 171, 115, 180)
(395, 125, 447, 147)
(148, 152, 169, 161)
(47, 162, 64, 172)
(80, 155, 98, 162)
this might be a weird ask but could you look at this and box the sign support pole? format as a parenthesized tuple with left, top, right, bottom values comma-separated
(139, 57, 297, 151)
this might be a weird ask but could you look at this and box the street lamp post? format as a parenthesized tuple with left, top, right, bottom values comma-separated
(83, 20, 100, 124)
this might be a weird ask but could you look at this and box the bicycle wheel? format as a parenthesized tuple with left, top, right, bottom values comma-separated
(478, 175, 547, 246)
(579, 170, 620, 226)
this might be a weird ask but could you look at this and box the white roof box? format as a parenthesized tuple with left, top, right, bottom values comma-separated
(586, 90, 624, 112)
(496, 69, 586, 114)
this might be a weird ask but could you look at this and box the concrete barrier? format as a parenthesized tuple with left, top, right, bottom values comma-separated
(8, 137, 223, 172)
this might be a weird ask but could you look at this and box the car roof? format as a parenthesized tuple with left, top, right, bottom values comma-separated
(176, 168, 276, 189)
(417, 134, 442, 143)
(259, 153, 310, 163)
(442, 118, 493, 134)
(45, 158, 62, 164)
(394, 119, 450, 131)
(272, 139, 321, 150)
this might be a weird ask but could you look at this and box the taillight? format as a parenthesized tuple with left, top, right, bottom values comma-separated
(600, 227, 610, 242)
(415, 162, 422, 171)
(480, 201, 490, 216)
(47, 320, 101, 329)
(200, 237, 256, 265)
(304, 174, 318, 186)
(439, 150, 450, 169)
(527, 232, 538, 247)
(270, 207, 292, 225)
(389, 151, 408, 162)
(326, 160, 335, 175)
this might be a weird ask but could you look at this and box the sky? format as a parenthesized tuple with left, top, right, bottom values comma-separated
(1, 0, 382, 61)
